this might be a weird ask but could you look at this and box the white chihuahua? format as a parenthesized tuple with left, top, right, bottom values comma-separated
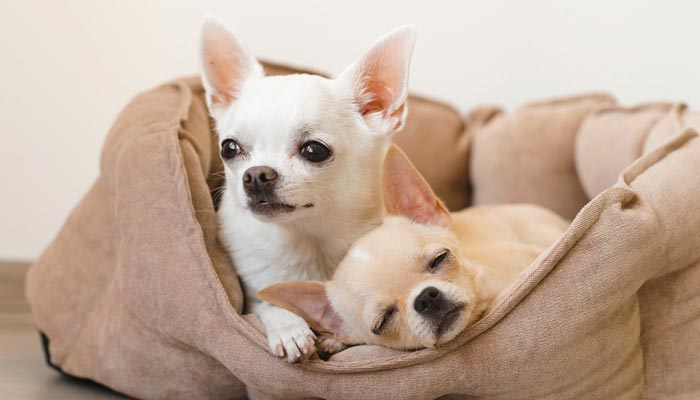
(199, 17, 416, 362)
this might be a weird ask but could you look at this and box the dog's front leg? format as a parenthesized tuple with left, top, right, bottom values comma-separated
(252, 300, 317, 363)
(316, 335, 347, 357)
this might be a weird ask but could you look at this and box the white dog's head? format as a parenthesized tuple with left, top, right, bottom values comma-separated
(200, 18, 416, 224)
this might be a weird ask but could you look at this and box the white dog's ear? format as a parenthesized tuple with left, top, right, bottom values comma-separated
(338, 25, 416, 134)
(200, 16, 264, 117)
(382, 145, 450, 227)
(258, 281, 351, 342)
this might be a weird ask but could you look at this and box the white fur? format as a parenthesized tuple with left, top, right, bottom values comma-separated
(348, 248, 375, 262)
(200, 17, 415, 361)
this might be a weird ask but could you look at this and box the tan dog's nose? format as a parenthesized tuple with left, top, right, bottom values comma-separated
(414, 286, 443, 316)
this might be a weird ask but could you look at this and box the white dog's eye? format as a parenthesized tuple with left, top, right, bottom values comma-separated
(429, 250, 450, 272)
(300, 141, 332, 163)
(221, 139, 241, 159)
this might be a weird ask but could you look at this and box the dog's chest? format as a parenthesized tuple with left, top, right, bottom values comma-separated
(219, 211, 347, 294)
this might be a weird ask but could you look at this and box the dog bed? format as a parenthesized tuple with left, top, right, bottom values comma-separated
(26, 63, 700, 399)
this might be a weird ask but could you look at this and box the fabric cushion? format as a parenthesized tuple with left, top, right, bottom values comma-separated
(643, 103, 700, 154)
(575, 102, 672, 199)
(26, 73, 700, 399)
(470, 93, 615, 219)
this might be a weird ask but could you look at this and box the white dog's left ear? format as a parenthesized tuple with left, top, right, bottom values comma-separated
(200, 16, 264, 117)
(339, 25, 416, 134)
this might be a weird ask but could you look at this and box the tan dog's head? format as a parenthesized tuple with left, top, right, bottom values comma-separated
(259, 146, 494, 350)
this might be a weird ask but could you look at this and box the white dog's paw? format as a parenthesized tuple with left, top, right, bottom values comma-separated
(267, 320, 316, 363)
(317, 335, 347, 356)
(257, 304, 317, 363)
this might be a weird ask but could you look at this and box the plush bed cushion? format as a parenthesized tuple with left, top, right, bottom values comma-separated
(26, 71, 700, 399)
(470, 93, 615, 219)
(574, 102, 673, 199)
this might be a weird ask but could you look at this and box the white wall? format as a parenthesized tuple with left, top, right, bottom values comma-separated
(2, 0, 699, 260)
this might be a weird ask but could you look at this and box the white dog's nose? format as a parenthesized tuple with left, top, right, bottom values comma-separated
(243, 166, 278, 194)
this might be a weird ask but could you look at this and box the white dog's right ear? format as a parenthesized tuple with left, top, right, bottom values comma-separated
(200, 16, 264, 117)
(338, 25, 416, 134)
(382, 145, 450, 227)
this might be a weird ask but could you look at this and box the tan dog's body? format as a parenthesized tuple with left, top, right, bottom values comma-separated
(449, 204, 568, 295)
(261, 147, 568, 352)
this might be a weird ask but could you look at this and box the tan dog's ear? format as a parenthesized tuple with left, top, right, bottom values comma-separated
(258, 281, 348, 341)
(338, 25, 416, 133)
(382, 145, 450, 227)
(200, 16, 264, 115)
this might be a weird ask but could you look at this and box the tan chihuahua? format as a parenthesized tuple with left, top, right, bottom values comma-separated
(259, 146, 568, 352)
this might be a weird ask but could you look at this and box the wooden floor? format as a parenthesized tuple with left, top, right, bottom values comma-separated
(0, 261, 126, 399)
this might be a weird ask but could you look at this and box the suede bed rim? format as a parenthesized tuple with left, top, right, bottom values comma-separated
(97, 79, 700, 374)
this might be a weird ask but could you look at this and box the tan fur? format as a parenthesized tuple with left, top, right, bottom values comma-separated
(450, 204, 570, 294)
(260, 146, 569, 351)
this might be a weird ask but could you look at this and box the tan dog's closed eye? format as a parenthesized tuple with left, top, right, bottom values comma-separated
(260, 146, 568, 352)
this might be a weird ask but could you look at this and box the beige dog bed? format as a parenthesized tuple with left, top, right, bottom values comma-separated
(26, 63, 700, 399)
